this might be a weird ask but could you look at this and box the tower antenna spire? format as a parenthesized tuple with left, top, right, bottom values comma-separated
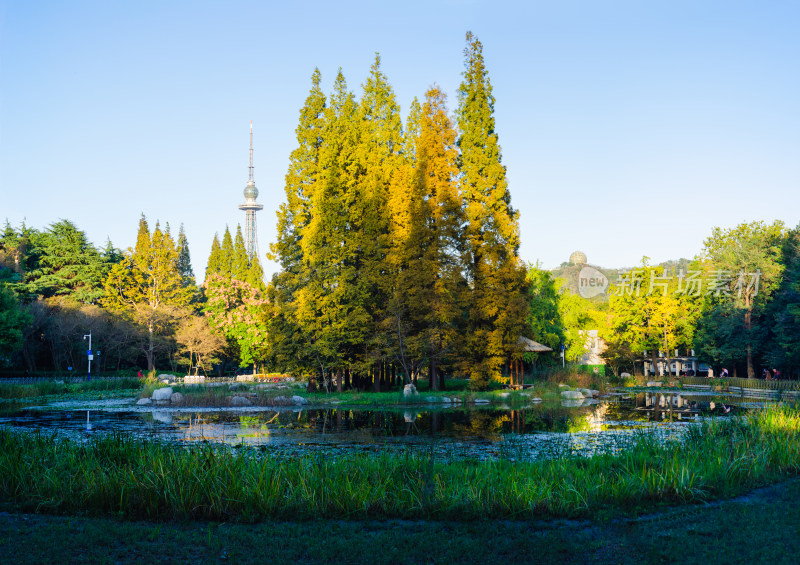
(248, 120, 254, 182)
(239, 121, 263, 261)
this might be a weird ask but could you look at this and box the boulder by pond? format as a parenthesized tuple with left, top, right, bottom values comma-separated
(136, 398, 152, 406)
(152, 387, 173, 401)
(403, 384, 418, 397)
(292, 395, 307, 405)
(170, 392, 184, 404)
(560, 390, 584, 399)
(230, 396, 252, 407)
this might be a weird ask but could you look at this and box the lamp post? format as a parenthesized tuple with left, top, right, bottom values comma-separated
(83, 332, 93, 381)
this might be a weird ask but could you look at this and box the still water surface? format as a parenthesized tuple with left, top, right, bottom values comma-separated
(0, 392, 763, 461)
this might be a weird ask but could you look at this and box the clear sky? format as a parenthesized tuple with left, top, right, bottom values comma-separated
(2, 0, 798, 280)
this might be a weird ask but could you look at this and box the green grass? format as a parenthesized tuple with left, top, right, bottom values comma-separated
(7, 479, 800, 564)
(2, 405, 800, 523)
(0, 377, 143, 400)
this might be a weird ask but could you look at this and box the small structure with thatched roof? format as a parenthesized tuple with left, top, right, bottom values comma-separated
(518, 336, 553, 353)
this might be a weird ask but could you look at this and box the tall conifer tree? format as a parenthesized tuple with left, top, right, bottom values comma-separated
(220, 227, 234, 278)
(269, 69, 327, 377)
(104, 216, 192, 370)
(176, 224, 195, 288)
(296, 69, 363, 390)
(456, 32, 528, 389)
(205, 234, 222, 281)
(232, 225, 250, 281)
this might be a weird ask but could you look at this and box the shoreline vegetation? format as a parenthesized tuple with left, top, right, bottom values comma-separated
(1, 405, 799, 522)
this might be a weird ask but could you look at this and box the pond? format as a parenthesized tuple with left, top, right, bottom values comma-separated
(0, 391, 766, 461)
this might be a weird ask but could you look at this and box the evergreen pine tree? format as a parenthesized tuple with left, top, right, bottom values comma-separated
(353, 54, 405, 378)
(232, 225, 250, 281)
(456, 32, 528, 389)
(269, 69, 327, 378)
(103, 216, 192, 370)
(176, 224, 195, 288)
(246, 254, 266, 292)
(220, 227, 234, 278)
(272, 68, 326, 274)
(393, 87, 465, 390)
(296, 69, 363, 390)
(205, 234, 222, 281)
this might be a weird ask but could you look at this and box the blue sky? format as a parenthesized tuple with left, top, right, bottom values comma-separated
(1, 0, 798, 280)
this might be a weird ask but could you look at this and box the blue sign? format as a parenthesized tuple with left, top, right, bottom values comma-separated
(87, 350, 92, 356)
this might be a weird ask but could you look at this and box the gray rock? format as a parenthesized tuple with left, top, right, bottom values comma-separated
(273, 395, 290, 406)
(620, 372, 631, 377)
(230, 396, 252, 407)
(425, 396, 439, 403)
(170, 392, 184, 404)
(441, 397, 452, 404)
(403, 384, 419, 398)
(560, 390, 584, 399)
(474, 398, 490, 405)
(292, 395, 307, 405)
(152, 387, 174, 401)
(157, 374, 172, 382)
(136, 398, 152, 406)
(561, 399, 584, 407)
(229, 383, 248, 391)
(152, 411, 172, 424)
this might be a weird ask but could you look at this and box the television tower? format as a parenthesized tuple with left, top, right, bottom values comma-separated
(238, 121, 263, 260)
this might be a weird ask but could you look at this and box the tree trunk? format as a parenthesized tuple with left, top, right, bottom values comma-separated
(336, 369, 343, 393)
(146, 321, 155, 372)
(430, 358, 438, 391)
(744, 304, 755, 378)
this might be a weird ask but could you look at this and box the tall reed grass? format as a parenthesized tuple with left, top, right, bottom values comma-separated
(1, 406, 799, 522)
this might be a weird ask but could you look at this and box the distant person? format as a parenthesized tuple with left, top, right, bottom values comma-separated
(774, 369, 781, 380)
(708, 367, 714, 378)
(137, 370, 143, 378)
(763, 368, 771, 380)
(721, 368, 729, 378)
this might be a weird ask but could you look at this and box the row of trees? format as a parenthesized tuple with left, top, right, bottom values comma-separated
(267, 34, 528, 390)
(2, 35, 797, 385)
(0, 217, 227, 375)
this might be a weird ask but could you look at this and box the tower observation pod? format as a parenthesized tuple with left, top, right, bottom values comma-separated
(239, 121, 263, 260)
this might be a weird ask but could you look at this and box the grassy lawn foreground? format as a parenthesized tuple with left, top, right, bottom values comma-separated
(2, 478, 800, 564)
